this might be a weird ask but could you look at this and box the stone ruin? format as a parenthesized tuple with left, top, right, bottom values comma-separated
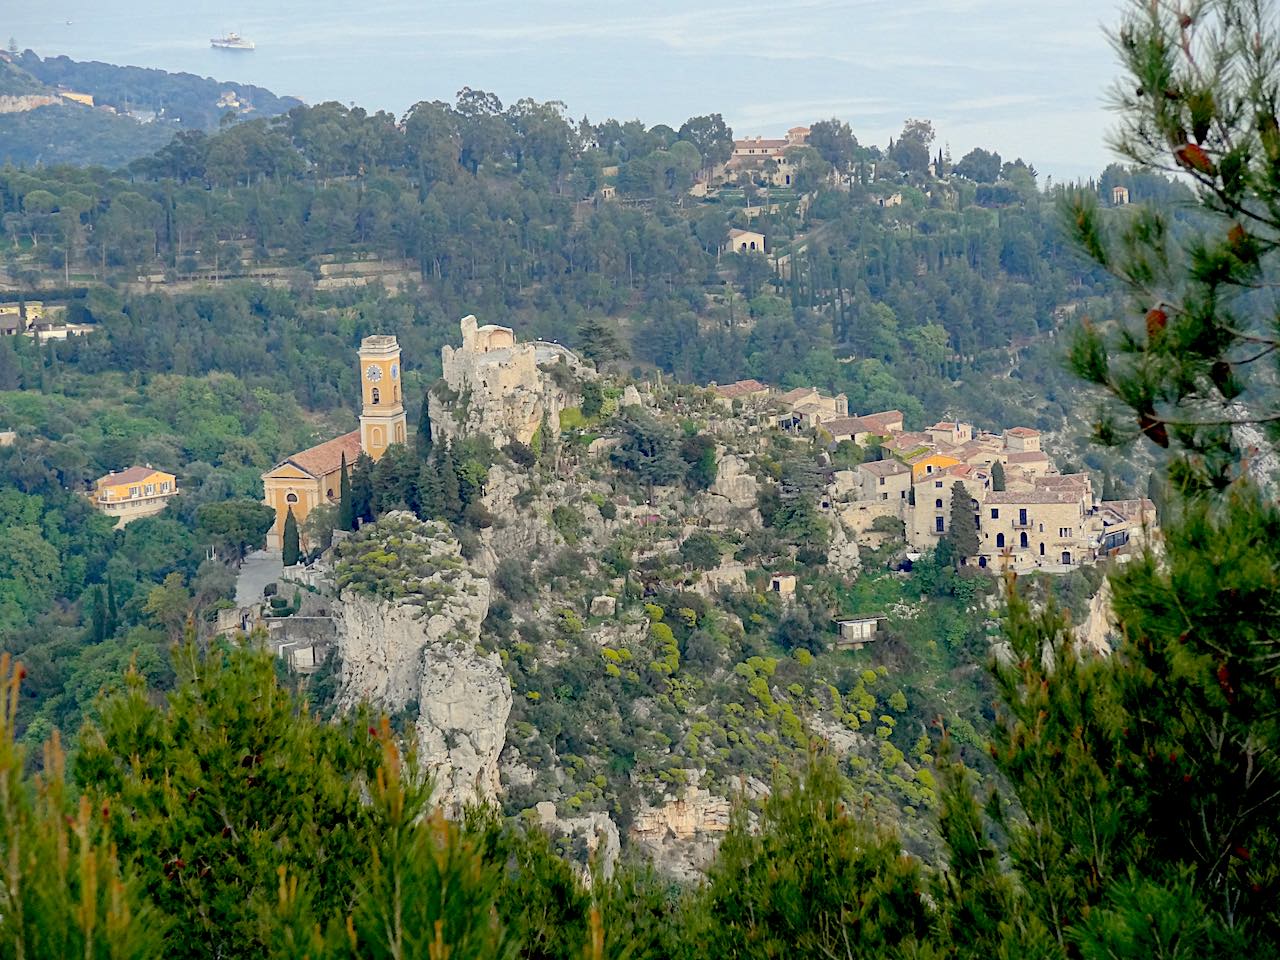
(432, 314, 588, 447)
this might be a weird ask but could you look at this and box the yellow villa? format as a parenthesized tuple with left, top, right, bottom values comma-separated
(261, 335, 407, 551)
(93, 466, 178, 527)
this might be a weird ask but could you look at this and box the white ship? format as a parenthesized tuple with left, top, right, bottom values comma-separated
(211, 32, 255, 50)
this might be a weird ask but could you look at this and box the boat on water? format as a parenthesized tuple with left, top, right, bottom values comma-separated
(210, 33, 254, 50)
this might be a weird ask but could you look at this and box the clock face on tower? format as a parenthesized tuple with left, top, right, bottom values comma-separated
(365, 364, 383, 382)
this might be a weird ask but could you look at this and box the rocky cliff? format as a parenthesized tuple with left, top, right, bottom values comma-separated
(333, 512, 512, 812)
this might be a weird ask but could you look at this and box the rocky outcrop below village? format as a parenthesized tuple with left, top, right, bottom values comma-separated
(332, 513, 511, 812)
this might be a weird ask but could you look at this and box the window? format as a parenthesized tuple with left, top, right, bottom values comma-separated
(286, 493, 298, 503)
(1059, 527, 1072, 538)
(1018, 508, 1028, 525)
(161, 482, 170, 493)
(1040, 543, 1045, 556)
(129, 486, 139, 498)
(926, 465, 934, 474)
(144, 484, 154, 495)
(327, 489, 334, 498)
(935, 498, 943, 508)
(934, 480, 943, 488)
(935, 516, 945, 533)
(996, 533, 1005, 548)
(990, 508, 999, 519)
(878, 477, 885, 485)
(900, 491, 907, 499)
(1020, 531, 1029, 548)
(881, 492, 888, 500)
(371, 387, 380, 405)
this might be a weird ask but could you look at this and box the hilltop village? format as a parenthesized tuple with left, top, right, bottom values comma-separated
(159, 313, 1158, 876)
(709, 378, 1156, 571)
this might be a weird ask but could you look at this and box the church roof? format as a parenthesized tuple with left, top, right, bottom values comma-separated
(271, 430, 362, 480)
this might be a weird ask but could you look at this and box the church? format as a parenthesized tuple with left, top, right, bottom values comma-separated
(261, 335, 407, 551)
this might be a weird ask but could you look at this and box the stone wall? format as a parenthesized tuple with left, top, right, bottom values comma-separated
(432, 315, 583, 447)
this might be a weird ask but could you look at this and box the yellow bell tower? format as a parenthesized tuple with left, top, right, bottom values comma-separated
(358, 335, 407, 461)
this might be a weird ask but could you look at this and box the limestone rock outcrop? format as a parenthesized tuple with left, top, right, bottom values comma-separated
(332, 512, 511, 812)
(628, 779, 733, 881)
(535, 802, 622, 880)
(1074, 578, 1117, 656)
(698, 452, 762, 526)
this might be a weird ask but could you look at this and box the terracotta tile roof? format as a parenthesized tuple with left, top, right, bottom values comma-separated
(858, 459, 909, 477)
(1100, 498, 1155, 519)
(728, 228, 764, 240)
(98, 465, 168, 486)
(1007, 450, 1050, 463)
(987, 489, 1085, 505)
(713, 378, 769, 400)
(1035, 473, 1090, 489)
(823, 411, 903, 439)
(930, 421, 956, 430)
(777, 386, 818, 405)
(276, 430, 362, 480)
(1005, 426, 1041, 437)
(857, 410, 904, 433)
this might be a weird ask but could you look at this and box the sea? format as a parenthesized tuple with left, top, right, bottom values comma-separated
(8, 0, 1126, 182)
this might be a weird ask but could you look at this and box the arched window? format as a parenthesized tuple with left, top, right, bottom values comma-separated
(1040, 542, 1045, 556)
(326, 489, 334, 498)
(286, 493, 298, 504)
(935, 498, 943, 508)
(371, 387, 380, 405)
(1020, 531, 1029, 548)
(996, 533, 1005, 548)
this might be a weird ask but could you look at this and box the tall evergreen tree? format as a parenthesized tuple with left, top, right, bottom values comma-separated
(88, 583, 108, 643)
(990, 459, 1006, 492)
(338, 452, 354, 531)
(417, 452, 444, 521)
(282, 507, 300, 566)
(439, 442, 463, 522)
(350, 453, 375, 524)
(417, 387, 433, 459)
(945, 481, 979, 561)
(106, 577, 118, 634)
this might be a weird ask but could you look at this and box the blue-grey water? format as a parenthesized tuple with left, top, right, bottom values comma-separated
(8, 0, 1124, 181)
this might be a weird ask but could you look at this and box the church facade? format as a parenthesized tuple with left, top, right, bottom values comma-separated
(261, 335, 407, 551)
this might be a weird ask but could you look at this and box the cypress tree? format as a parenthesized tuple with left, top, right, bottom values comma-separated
(946, 481, 979, 562)
(282, 507, 300, 567)
(88, 585, 108, 644)
(439, 442, 462, 522)
(350, 453, 375, 523)
(106, 578, 118, 634)
(417, 388, 433, 459)
(338, 453, 354, 531)
(990, 459, 1006, 492)
(417, 453, 444, 521)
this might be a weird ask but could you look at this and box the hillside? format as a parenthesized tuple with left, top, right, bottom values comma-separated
(0, 49, 302, 167)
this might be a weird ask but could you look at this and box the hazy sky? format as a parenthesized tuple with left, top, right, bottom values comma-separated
(9, 0, 1129, 180)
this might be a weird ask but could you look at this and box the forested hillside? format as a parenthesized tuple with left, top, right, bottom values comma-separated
(4, 0, 1278, 953)
(0, 50, 302, 166)
(0, 80, 1173, 750)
